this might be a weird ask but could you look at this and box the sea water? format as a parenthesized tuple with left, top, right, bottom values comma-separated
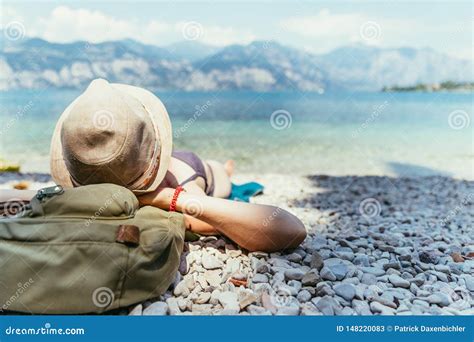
(0, 89, 472, 179)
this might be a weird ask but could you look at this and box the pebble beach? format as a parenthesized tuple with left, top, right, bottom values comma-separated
(1, 172, 473, 315)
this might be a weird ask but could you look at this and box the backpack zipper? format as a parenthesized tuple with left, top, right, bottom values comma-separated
(36, 185, 64, 201)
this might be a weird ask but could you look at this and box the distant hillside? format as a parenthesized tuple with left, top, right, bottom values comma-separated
(382, 81, 474, 92)
(316, 44, 473, 91)
(0, 36, 472, 92)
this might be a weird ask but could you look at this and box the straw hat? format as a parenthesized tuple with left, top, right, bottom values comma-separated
(50, 78, 172, 194)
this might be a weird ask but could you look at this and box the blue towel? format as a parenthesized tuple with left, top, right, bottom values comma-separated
(228, 182, 264, 202)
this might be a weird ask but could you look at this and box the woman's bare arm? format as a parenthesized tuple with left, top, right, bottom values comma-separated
(139, 187, 307, 252)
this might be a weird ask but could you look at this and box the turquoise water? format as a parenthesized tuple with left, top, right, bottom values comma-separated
(0, 90, 472, 179)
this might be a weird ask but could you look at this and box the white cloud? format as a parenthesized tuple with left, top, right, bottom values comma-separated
(280, 8, 437, 55)
(176, 21, 255, 46)
(27, 6, 169, 44)
(1, 5, 256, 47)
(201, 26, 256, 46)
(281, 9, 384, 52)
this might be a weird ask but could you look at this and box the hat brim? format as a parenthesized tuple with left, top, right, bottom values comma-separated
(50, 83, 173, 194)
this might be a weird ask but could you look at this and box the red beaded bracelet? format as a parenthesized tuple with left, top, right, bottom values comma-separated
(169, 186, 185, 212)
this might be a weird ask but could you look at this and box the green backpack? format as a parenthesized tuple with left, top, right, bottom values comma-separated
(0, 183, 185, 314)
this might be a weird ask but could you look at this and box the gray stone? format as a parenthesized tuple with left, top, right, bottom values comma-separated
(129, 304, 143, 316)
(310, 252, 324, 270)
(195, 292, 211, 304)
(276, 306, 300, 315)
(320, 267, 337, 281)
(218, 291, 240, 310)
(369, 301, 395, 315)
(412, 273, 426, 286)
(352, 299, 372, 315)
(388, 274, 410, 288)
(313, 296, 338, 315)
(419, 251, 439, 264)
(330, 264, 348, 280)
(173, 280, 191, 297)
(353, 254, 370, 267)
(434, 264, 451, 274)
(336, 250, 355, 261)
(334, 283, 356, 301)
(203, 270, 221, 287)
(361, 273, 377, 285)
(464, 275, 474, 291)
(261, 292, 277, 314)
(297, 289, 312, 302)
(341, 306, 355, 315)
(284, 268, 305, 281)
(202, 254, 223, 270)
(288, 280, 302, 292)
(143, 301, 168, 315)
(238, 290, 258, 309)
(247, 305, 271, 315)
(166, 298, 181, 315)
(383, 262, 401, 271)
(300, 303, 321, 316)
(256, 262, 271, 274)
(286, 253, 303, 263)
(277, 283, 298, 296)
(360, 267, 385, 276)
(253, 274, 269, 283)
(427, 292, 451, 307)
(302, 270, 321, 286)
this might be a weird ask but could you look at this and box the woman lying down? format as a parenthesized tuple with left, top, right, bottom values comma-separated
(2, 79, 307, 252)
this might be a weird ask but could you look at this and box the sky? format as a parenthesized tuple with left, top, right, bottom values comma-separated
(1, 0, 472, 59)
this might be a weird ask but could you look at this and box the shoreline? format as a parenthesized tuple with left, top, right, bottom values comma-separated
(1, 172, 473, 315)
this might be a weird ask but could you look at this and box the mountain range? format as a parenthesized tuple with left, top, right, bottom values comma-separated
(0, 35, 472, 92)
